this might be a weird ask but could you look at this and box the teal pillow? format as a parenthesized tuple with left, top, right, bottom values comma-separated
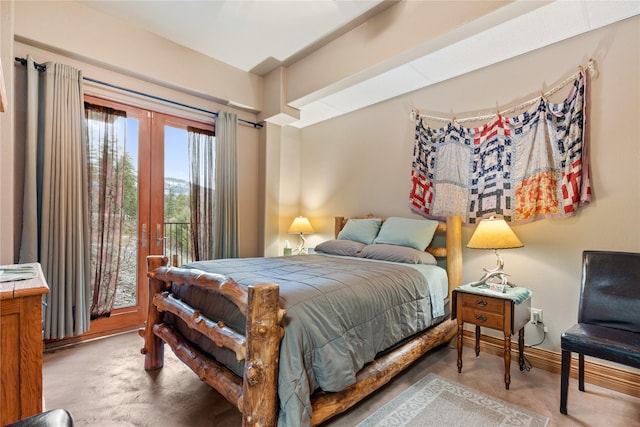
(337, 218, 382, 245)
(373, 217, 439, 251)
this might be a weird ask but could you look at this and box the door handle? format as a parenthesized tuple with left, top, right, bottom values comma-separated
(141, 224, 147, 248)
(156, 223, 165, 247)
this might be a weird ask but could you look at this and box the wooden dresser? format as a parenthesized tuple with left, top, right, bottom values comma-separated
(0, 263, 49, 425)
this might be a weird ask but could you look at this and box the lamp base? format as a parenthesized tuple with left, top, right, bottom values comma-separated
(468, 249, 517, 287)
(468, 271, 517, 288)
(294, 233, 307, 255)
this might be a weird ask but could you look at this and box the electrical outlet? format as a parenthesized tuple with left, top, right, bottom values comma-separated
(530, 308, 543, 325)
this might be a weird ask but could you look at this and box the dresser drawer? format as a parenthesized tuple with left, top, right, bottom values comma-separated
(459, 307, 504, 329)
(460, 292, 505, 314)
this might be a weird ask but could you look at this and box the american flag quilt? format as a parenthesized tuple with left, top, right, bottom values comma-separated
(409, 72, 591, 224)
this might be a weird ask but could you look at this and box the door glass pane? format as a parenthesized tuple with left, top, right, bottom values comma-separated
(114, 118, 139, 308)
(163, 126, 192, 266)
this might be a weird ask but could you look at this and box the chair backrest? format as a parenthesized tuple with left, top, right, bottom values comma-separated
(579, 251, 640, 333)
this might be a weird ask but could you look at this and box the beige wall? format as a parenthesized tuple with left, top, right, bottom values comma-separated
(262, 123, 304, 257)
(0, 1, 15, 263)
(295, 16, 640, 353)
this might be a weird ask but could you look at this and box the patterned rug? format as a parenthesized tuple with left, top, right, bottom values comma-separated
(356, 373, 549, 427)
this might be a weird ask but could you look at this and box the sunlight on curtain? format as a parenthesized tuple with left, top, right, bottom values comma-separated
(214, 111, 239, 259)
(85, 103, 128, 319)
(19, 55, 91, 339)
(187, 126, 215, 261)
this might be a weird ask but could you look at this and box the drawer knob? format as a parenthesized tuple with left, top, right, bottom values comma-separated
(475, 314, 487, 322)
(475, 299, 488, 307)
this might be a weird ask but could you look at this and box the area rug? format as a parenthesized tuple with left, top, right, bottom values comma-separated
(356, 373, 549, 427)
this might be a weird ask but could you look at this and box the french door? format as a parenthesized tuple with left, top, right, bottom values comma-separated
(85, 95, 214, 336)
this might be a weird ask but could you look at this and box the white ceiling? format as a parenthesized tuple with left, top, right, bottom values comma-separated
(80, 0, 388, 74)
(79, 1, 639, 128)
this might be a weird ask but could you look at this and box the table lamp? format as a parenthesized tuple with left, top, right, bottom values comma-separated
(288, 216, 315, 255)
(467, 216, 523, 288)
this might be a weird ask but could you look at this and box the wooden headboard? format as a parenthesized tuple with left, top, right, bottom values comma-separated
(334, 215, 462, 297)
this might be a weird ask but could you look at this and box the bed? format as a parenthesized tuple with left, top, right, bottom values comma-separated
(140, 215, 462, 426)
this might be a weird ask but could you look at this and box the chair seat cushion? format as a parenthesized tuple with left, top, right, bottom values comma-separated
(561, 323, 640, 369)
(8, 409, 73, 427)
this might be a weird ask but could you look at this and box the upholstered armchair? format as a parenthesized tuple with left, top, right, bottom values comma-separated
(560, 251, 640, 415)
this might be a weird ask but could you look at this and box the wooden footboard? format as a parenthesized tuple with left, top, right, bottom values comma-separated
(141, 215, 462, 426)
(140, 255, 286, 426)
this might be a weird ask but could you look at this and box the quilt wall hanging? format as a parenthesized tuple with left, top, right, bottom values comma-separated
(409, 64, 592, 224)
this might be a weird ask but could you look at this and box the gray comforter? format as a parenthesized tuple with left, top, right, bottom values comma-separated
(167, 254, 448, 427)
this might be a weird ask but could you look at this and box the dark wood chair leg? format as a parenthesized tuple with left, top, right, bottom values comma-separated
(560, 349, 571, 414)
(578, 353, 585, 392)
(457, 323, 463, 373)
(518, 328, 525, 371)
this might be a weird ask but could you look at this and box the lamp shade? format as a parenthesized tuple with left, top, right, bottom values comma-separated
(467, 217, 523, 249)
(288, 216, 315, 234)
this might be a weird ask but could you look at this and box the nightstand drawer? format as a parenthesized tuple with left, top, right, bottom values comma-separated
(459, 307, 504, 329)
(460, 292, 505, 314)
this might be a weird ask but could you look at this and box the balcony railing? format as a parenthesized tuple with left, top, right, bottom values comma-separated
(164, 222, 193, 266)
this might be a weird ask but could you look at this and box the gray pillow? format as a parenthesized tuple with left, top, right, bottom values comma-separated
(360, 244, 437, 265)
(337, 218, 383, 245)
(373, 217, 439, 251)
(315, 240, 366, 257)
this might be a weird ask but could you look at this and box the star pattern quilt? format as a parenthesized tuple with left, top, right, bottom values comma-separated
(410, 73, 591, 224)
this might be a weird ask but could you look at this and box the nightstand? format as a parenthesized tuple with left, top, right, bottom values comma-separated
(452, 284, 531, 390)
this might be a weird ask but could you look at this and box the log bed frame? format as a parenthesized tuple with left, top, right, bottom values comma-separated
(140, 215, 462, 426)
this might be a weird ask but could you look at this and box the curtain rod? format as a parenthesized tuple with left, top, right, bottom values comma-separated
(14, 56, 263, 129)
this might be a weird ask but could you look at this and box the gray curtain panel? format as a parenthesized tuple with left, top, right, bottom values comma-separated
(214, 110, 239, 259)
(19, 55, 91, 339)
(19, 56, 41, 263)
(188, 126, 216, 261)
